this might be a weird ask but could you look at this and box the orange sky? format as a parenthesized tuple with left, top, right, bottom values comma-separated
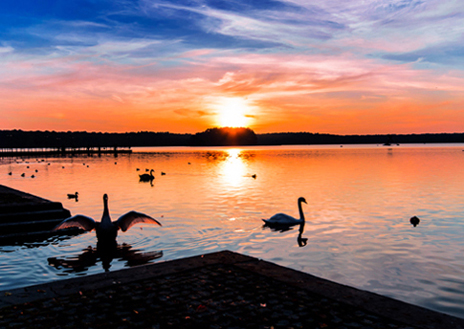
(1, 1, 464, 134)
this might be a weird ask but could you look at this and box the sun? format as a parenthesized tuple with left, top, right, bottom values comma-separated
(211, 97, 255, 128)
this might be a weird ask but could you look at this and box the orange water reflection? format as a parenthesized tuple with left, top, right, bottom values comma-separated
(3, 145, 464, 319)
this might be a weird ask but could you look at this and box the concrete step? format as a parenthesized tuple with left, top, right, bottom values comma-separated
(0, 208, 71, 224)
(0, 184, 73, 243)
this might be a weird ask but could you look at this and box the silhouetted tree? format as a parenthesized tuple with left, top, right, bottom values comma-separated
(190, 127, 258, 146)
(1, 129, 464, 148)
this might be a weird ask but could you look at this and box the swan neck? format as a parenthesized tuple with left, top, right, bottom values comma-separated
(102, 197, 110, 223)
(298, 200, 305, 221)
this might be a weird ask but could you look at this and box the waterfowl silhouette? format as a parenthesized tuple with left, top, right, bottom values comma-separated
(410, 216, 420, 227)
(67, 192, 79, 199)
(53, 194, 162, 243)
(139, 169, 154, 182)
(263, 197, 307, 227)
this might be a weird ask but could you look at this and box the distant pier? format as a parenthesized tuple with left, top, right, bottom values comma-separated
(0, 146, 132, 157)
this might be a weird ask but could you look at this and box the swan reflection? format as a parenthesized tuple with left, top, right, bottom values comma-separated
(297, 222, 308, 247)
(48, 242, 163, 272)
(263, 221, 308, 248)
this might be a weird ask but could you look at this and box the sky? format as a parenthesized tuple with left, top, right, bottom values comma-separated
(1, 0, 464, 134)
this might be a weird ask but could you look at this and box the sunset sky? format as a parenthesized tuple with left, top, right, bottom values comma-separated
(1, 0, 464, 134)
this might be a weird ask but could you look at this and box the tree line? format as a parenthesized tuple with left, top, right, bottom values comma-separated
(1, 128, 464, 148)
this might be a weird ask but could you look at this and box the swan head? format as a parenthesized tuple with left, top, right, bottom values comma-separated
(298, 197, 307, 204)
(103, 194, 108, 202)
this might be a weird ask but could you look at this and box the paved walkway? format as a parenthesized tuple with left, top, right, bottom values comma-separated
(1, 251, 463, 328)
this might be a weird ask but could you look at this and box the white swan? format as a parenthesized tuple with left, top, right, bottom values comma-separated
(262, 197, 307, 226)
(53, 194, 161, 242)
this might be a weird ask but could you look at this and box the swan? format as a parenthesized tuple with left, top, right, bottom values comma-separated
(53, 194, 162, 242)
(262, 197, 307, 226)
(67, 192, 79, 199)
(139, 169, 154, 181)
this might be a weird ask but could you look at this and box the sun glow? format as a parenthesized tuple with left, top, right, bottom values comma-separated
(212, 97, 255, 128)
(221, 149, 246, 187)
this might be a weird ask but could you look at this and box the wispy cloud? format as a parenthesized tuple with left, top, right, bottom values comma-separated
(1, 0, 464, 133)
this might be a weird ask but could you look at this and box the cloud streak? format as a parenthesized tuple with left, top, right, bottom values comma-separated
(1, 0, 464, 133)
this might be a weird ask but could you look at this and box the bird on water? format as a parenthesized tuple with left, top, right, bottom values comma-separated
(53, 194, 162, 243)
(67, 192, 79, 199)
(262, 197, 307, 227)
(139, 169, 155, 181)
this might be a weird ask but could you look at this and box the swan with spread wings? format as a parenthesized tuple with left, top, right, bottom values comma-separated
(53, 194, 161, 242)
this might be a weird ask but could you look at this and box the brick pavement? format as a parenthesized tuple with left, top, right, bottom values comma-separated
(1, 251, 463, 328)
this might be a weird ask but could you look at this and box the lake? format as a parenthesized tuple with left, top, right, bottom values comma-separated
(1, 144, 464, 319)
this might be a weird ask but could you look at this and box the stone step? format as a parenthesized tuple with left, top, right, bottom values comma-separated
(0, 184, 73, 243)
(0, 208, 71, 224)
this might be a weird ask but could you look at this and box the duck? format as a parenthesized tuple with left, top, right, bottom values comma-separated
(139, 169, 154, 181)
(67, 192, 79, 199)
(53, 194, 162, 243)
(263, 197, 307, 227)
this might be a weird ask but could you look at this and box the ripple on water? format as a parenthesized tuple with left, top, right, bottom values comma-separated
(2, 145, 464, 319)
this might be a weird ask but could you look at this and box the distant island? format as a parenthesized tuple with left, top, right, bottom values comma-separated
(1, 128, 464, 148)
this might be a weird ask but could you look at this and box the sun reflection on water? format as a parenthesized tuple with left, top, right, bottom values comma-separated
(4, 145, 464, 319)
(219, 148, 246, 187)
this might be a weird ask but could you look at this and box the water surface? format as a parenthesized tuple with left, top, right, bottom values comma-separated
(1, 144, 464, 318)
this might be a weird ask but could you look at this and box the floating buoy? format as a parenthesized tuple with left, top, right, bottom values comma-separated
(410, 216, 420, 227)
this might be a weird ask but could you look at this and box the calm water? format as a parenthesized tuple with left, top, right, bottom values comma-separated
(1, 144, 464, 318)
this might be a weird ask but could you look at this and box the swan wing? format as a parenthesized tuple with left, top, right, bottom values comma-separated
(116, 211, 162, 232)
(53, 215, 96, 231)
